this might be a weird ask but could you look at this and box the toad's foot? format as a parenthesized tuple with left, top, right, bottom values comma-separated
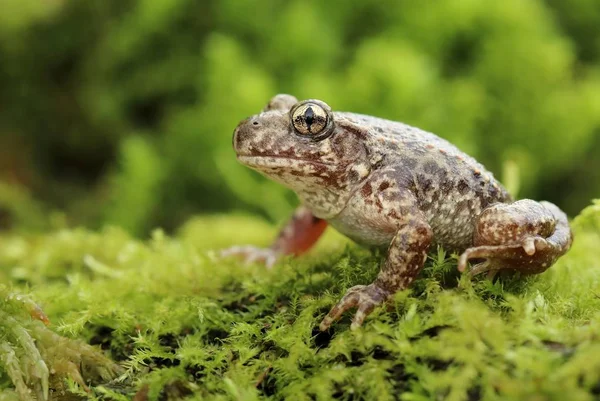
(457, 236, 550, 275)
(521, 236, 549, 255)
(458, 241, 535, 276)
(458, 200, 572, 276)
(319, 284, 390, 331)
(219, 246, 280, 268)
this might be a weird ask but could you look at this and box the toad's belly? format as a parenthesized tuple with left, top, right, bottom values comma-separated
(327, 211, 396, 248)
(327, 203, 477, 251)
(324, 194, 399, 248)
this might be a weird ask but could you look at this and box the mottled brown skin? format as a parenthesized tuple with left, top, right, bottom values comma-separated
(223, 94, 573, 331)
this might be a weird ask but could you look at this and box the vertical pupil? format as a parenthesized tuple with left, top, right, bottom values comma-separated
(304, 107, 314, 128)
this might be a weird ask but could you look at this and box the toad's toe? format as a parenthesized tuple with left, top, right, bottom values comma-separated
(320, 284, 389, 331)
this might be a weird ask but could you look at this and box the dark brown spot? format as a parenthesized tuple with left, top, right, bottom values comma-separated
(347, 169, 361, 184)
(419, 201, 432, 211)
(457, 179, 469, 195)
(388, 209, 401, 219)
(416, 226, 431, 236)
(417, 175, 433, 193)
(441, 180, 455, 193)
(361, 183, 373, 197)
(288, 170, 306, 177)
(378, 182, 391, 191)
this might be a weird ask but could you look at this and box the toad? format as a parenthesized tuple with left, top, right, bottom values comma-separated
(223, 95, 572, 331)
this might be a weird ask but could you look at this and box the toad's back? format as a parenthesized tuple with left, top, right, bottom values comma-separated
(337, 112, 513, 251)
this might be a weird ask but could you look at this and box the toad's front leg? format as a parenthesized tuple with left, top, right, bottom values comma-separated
(320, 210, 432, 331)
(221, 206, 327, 267)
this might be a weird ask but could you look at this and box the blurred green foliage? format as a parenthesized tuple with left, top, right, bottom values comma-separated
(1, 0, 599, 234)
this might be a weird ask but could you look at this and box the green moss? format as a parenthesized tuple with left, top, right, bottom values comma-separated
(1, 202, 599, 400)
(0, 285, 120, 400)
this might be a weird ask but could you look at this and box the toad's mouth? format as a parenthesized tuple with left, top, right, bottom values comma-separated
(237, 154, 336, 168)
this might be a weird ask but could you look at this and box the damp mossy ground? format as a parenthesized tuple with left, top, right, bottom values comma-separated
(1, 201, 600, 400)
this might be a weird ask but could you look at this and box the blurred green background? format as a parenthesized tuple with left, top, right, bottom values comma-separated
(1, 0, 599, 236)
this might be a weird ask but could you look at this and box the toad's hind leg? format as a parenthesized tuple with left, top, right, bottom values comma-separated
(458, 200, 573, 276)
(220, 206, 327, 267)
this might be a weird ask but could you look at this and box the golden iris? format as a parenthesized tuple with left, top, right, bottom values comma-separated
(291, 102, 329, 136)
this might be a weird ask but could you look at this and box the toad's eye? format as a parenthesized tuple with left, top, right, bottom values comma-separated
(290, 101, 332, 139)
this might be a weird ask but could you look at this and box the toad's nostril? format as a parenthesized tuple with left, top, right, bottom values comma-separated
(249, 116, 261, 127)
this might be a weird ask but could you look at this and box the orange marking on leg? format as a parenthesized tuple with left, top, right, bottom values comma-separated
(283, 219, 327, 256)
(272, 207, 328, 256)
